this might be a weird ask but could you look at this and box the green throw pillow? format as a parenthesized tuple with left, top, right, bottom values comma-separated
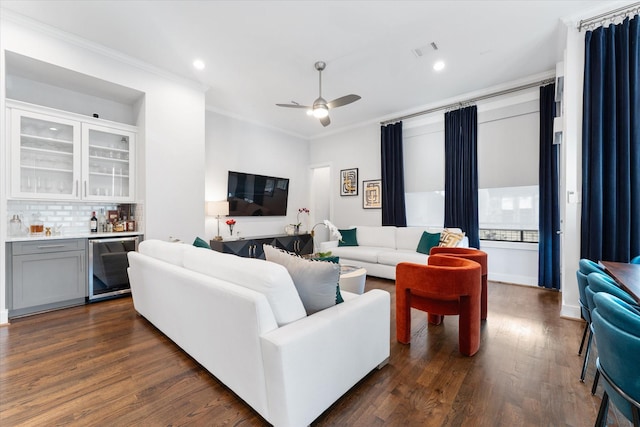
(311, 255, 340, 264)
(193, 236, 211, 249)
(416, 231, 440, 255)
(338, 228, 358, 247)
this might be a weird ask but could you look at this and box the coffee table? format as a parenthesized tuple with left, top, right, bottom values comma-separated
(339, 265, 367, 294)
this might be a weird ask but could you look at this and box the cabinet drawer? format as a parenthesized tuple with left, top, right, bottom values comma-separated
(12, 239, 86, 255)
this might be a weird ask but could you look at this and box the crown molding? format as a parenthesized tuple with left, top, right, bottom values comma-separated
(204, 104, 309, 141)
(1, 8, 209, 93)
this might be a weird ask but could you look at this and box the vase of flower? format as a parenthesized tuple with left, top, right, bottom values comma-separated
(226, 218, 236, 236)
(297, 207, 309, 233)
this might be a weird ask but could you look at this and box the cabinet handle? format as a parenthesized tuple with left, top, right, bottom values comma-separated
(37, 244, 66, 249)
(80, 253, 84, 273)
(84, 180, 87, 197)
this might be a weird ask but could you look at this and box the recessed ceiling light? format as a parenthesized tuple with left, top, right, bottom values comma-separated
(193, 59, 205, 70)
(433, 60, 445, 71)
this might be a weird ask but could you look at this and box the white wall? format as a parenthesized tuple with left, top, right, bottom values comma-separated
(559, 23, 586, 320)
(309, 124, 381, 229)
(204, 110, 309, 240)
(0, 17, 206, 323)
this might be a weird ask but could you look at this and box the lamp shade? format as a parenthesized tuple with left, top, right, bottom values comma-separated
(206, 200, 229, 217)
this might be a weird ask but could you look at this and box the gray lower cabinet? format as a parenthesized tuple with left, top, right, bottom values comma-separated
(8, 239, 87, 318)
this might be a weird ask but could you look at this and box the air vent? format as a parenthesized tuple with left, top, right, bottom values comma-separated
(412, 42, 439, 58)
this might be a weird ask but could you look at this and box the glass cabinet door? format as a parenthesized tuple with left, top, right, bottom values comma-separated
(10, 109, 81, 199)
(82, 124, 135, 201)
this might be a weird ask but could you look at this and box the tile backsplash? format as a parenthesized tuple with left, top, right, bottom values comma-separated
(7, 200, 139, 235)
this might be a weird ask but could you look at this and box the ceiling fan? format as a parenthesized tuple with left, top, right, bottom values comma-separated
(276, 61, 361, 127)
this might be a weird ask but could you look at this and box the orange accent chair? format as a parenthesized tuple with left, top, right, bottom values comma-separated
(396, 254, 482, 356)
(429, 247, 488, 320)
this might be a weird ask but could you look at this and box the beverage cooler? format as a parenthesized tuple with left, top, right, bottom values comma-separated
(88, 236, 139, 301)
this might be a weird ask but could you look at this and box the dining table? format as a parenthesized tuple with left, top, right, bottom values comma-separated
(600, 261, 640, 304)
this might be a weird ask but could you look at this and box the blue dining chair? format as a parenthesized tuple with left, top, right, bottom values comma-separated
(631, 255, 640, 264)
(585, 272, 640, 393)
(579, 258, 604, 275)
(576, 270, 592, 359)
(591, 292, 640, 426)
(576, 260, 620, 383)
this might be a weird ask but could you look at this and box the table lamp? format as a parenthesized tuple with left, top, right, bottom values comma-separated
(207, 200, 229, 241)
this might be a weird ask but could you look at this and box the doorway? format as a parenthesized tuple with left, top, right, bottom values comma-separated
(310, 165, 331, 250)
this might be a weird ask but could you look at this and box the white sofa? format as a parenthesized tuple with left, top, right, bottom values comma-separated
(127, 240, 390, 427)
(319, 226, 469, 280)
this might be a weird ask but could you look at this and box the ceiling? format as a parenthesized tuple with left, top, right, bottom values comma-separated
(0, 0, 629, 139)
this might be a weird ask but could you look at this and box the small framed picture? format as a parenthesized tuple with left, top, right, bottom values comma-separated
(340, 168, 358, 196)
(363, 179, 382, 209)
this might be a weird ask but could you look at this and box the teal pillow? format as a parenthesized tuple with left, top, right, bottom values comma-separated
(416, 231, 440, 255)
(311, 255, 340, 264)
(336, 285, 344, 304)
(193, 236, 211, 249)
(338, 228, 358, 247)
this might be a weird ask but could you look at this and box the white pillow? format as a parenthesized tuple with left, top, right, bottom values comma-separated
(182, 245, 306, 326)
(263, 244, 341, 315)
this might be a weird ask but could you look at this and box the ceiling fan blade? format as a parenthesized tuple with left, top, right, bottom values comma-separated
(276, 103, 311, 109)
(320, 115, 331, 127)
(327, 94, 361, 109)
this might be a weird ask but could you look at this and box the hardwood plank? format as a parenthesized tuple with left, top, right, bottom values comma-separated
(0, 281, 632, 426)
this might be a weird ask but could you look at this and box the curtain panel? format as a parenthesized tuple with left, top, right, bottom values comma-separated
(381, 122, 407, 226)
(538, 83, 560, 289)
(581, 15, 640, 262)
(444, 106, 480, 249)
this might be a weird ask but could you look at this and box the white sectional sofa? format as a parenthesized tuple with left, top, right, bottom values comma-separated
(127, 240, 390, 427)
(319, 226, 469, 280)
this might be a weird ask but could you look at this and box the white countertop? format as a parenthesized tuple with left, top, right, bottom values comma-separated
(5, 231, 144, 242)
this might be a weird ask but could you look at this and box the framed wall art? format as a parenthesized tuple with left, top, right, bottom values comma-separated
(340, 168, 358, 196)
(363, 179, 382, 209)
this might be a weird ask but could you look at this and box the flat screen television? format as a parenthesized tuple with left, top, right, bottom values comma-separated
(227, 171, 289, 216)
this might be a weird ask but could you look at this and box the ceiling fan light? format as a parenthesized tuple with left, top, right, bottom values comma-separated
(313, 105, 329, 118)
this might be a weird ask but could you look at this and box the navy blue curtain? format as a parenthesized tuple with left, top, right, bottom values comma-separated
(444, 106, 479, 248)
(381, 122, 407, 226)
(581, 15, 640, 262)
(538, 83, 560, 289)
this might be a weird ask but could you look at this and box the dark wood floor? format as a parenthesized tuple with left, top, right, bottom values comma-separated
(0, 279, 631, 426)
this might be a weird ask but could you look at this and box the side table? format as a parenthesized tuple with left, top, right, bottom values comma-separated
(339, 265, 367, 295)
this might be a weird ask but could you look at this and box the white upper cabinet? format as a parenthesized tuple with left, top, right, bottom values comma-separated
(82, 124, 135, 201)
(8, 101, 137, 202)
(10, 108, 81, 200)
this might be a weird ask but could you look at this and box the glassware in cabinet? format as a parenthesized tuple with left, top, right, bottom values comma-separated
(82, 123, 135, 201)
(10, 109, 81, 199)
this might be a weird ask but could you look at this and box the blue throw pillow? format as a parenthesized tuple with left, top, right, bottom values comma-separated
(338, 228, 358, 247)
(416, 231, 440, 254)
(193, 236, 211, 249)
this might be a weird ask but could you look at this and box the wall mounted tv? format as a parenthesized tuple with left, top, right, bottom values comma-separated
(227, 171, 289, 216)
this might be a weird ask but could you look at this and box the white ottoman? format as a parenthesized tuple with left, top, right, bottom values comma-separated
(339, 265, 367, 294)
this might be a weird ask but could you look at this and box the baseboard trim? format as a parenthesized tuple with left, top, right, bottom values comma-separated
(488, 272, 537, 287)
(0, 309, 9, 325)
